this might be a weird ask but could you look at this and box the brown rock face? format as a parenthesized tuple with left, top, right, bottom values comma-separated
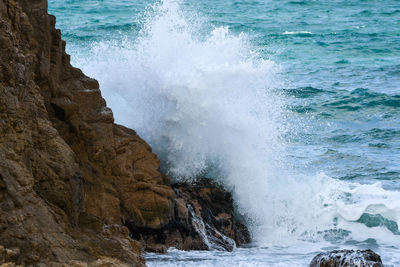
(0, 0, 146, 265)
(0, 0, 249, 265)
(310, 249, 383, 267)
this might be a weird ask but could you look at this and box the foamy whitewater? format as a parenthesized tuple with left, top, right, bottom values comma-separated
(49, 0, 400, 265)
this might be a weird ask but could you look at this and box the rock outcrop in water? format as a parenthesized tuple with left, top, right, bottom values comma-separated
(0, 0, 249, 265)
(126, 179, 250, 253)
(172, 179, 250, 249)
(310, 249, 383, 267)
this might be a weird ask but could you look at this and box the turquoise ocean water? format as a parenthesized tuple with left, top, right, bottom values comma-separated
(49, 0, 400, 266)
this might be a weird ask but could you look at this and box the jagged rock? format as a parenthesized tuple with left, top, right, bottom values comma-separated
(174, 179, 250, 249)
(124, 179, 250, 252)
(0, 0, 147, 265)
(0, 0, 249, 265)
(310, 249, 383, 267)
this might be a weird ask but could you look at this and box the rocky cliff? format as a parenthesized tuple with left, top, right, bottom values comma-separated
(0, 0, 248, 266)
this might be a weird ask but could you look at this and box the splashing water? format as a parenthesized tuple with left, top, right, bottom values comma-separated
(79, 0, 289, 240)
(72, 0, 400, 263)
(188, 205, 237, 251)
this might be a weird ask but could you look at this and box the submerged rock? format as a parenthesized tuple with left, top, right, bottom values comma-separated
(310, 249, 383, 267)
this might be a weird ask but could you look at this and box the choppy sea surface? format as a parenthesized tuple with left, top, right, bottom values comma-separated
(49, 0, 400, 266)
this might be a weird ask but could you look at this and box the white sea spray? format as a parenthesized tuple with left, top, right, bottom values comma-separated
(75, 0, 400, 255)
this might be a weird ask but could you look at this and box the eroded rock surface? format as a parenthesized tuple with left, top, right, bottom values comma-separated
(310, 249, 383, 267)
(0, 0, 249, 265)
(0, 0, 146, 265)
(172, 179, 250, 250)
(125, 179, 250, 253)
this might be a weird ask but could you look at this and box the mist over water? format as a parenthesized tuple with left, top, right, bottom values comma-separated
(49, 0, 400, 265)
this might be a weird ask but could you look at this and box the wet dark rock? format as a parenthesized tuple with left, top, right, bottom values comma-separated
(124, 178, 251, 252)
(310, 249, 383, 267)
(173, 179, 251, 247)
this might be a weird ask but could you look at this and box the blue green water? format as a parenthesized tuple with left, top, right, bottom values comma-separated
(49, 0, 400, 266)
